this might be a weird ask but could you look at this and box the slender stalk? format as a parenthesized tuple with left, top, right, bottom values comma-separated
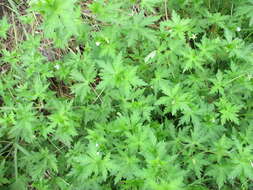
(164, 0, 168, 21)
(14, 144, 18, 180)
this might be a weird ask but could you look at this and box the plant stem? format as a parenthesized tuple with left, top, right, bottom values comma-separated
(14, 144, 18, 180)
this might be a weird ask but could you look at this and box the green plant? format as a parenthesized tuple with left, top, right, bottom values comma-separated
(1, 0, 253, 189)
(0, 16, 10, 39)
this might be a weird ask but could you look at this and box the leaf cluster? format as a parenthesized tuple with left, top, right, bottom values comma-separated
(1, 0, 253, 190)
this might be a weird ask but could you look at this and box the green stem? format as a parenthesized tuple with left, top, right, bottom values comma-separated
(14, 144, 18, 180)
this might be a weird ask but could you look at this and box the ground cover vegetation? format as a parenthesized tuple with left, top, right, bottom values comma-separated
(1, 0, 253, 189)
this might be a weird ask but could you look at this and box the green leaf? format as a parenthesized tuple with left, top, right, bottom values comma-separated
(70, 66, 96, 102)
(210, 70, 226, 95)
(10, 176, 27, 190)
(207, 163, 230, 189)
(156, 84, 192, 115)
(229, 141, 253, 181)
(0, 161, 9, 186)
(48, 100, 78, 145)
(69, 143, 114, 182)
(185, 153, 209, 178)
(211, 135, 232, 163)
(23, 148, 58, 180)
(182, 48, 205, 72)
(160, 10, 192, 40)
(124, 13, 159, 46)
(140, 0, 163, 12)
(98, 53, 146, 96)
(215, 98, 240, 125)
(0, 16, 10, 39)
(31, 0, 82, 47)
(8, 104, 37, 143)
(236, 0, 253, 26)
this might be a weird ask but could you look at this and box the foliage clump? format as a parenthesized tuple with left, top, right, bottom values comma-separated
(1, 0, 253, 189)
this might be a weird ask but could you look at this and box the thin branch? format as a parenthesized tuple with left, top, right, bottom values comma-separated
(164, 0, 169, 21)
